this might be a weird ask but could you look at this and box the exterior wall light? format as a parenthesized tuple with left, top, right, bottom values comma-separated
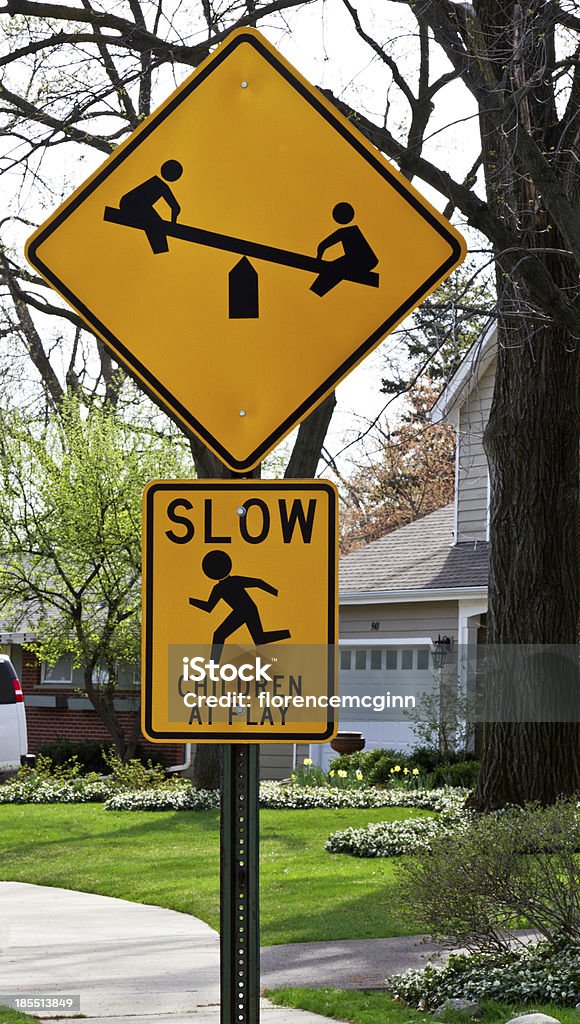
(431, 634, 452, 671)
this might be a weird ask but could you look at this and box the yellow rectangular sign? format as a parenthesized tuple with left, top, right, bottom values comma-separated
(142, 480, 338, 743)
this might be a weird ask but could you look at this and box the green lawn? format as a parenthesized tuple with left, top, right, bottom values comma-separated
(0, 1009, 40, 1024)
(266, 989, 578, 1024)
(0, 804, 430, 945)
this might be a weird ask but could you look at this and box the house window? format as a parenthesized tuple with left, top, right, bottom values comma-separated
(92, 662, 140, 688)
(340, 650, 352, 671)
(339, 642, 435, 678)
(385, 650, 398, 670)
(42, 655, 74, 685)
(355, 650, 367, 670)
(417, 649, 430, 670)
(116, 663, 141, 688)
(41, 657, 139, 687)
(401, 649, 414, 670)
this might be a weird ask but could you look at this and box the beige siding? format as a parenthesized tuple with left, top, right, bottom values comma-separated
(258, 743, 294, 780)
(456, 358, 495, 542)
(183, 742, 294, 781)
(340, 601, 458, 640)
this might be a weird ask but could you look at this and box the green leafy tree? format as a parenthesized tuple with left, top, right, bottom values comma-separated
(0, 397, 189, 758)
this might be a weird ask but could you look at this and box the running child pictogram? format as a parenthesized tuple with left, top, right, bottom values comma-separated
(188, 549, 291, 662)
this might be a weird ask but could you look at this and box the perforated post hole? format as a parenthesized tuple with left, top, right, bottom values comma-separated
(220, 744, 260, 1023)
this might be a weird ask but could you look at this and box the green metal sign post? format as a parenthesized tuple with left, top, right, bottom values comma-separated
(220, 744, 260, 1023)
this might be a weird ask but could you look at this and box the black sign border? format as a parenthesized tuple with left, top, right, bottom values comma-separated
(27, 31, 463, 473)
(143, 480, 337, 742)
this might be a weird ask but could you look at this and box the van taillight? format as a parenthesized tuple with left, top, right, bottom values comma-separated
(12, 678, 24, 703)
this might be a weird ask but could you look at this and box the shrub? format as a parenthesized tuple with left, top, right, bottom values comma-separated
(396, 799, 580, 954)
(429, 761, 480, 789)
(327, 747, 479, 789)
(0, 751, 181, 804)
(328, 748, 405, 776)
(406, 746, 444, 774)
(36, 740, 167, 775)
(388, 941, 580, 1007)
(38, 739, 109, 774)
(101, 748, 167, 791)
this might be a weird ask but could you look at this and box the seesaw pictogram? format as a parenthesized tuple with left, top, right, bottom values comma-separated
(103, 160, 379, 319)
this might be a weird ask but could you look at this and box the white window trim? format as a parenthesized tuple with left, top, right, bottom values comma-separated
(41, 655, 74, 686)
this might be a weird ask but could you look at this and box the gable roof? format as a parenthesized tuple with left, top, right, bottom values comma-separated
(339, 504, 488, 599)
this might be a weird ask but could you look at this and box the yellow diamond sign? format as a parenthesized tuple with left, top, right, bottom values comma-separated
(26, 28, 466, 472)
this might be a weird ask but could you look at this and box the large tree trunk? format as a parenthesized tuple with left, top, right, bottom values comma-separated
(470, 0, 580, 809)
(193, 744, 221, 790)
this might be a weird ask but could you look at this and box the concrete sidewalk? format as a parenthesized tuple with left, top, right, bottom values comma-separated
(0, 883, 344, 1023)
(0, 883, 444, 1022)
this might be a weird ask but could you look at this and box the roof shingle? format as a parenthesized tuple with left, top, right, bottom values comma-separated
(339, 505, 489, 594)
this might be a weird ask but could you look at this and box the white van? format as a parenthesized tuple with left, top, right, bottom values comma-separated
(0, 654, 28, 770)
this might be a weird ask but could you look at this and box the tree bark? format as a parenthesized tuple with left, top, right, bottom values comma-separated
(192, 743, 221, 789)
(83, 667, 127, 759)
(470, 0, 580, 809)
(284, 393, 336, 478)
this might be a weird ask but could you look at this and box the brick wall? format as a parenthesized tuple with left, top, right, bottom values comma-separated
(21, 649, 41, 691)
(21, 649, 184, 767)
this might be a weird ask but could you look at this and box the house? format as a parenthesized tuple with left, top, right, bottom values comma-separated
(0, 323, 496, 775)
(310, 320, 496, 770)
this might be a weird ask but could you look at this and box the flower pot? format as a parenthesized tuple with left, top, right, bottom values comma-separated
(330, 732, 365, 755)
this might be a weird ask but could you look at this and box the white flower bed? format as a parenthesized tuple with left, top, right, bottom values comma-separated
(105, 787, 219, 811)
(388, 942, 580, 1006)
(0, 778, 110, 804)
(0, 775, 468, 819)
(324, 815, 457, 857)
(102, 783, 466, 814)
(259, 783, 466, 814)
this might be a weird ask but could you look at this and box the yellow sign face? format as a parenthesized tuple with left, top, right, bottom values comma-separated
(142, 480, 337, 743)
(26, 28, 466, 472)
